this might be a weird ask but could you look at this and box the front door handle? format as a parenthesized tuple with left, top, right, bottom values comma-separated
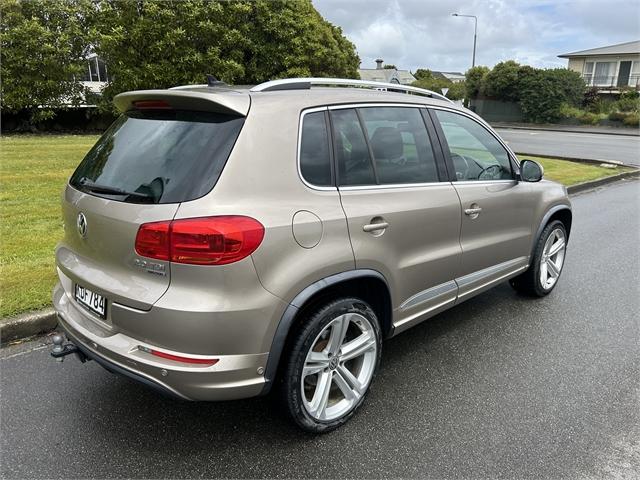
(464, 207, 482, 215)
(363, 221, 389, 232)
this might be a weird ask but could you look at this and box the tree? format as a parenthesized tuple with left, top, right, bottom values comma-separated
(2, 0, 360, 121)
(96, 0, 359, 110)
(483, 60, 521, 101)
(464, 65, 489, 99)
(0, 0, 96, 122)
(383, 64, 397, 69)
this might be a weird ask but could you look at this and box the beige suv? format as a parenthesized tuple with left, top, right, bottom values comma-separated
(51, 78, 571, 432)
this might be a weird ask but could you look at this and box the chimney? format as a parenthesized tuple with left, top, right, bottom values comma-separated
(375, 58, 384, 70)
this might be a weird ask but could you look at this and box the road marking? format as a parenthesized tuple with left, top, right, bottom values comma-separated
(0, 344, 48, 360)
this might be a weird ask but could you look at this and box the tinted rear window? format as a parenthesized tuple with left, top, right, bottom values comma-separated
(70, 110, 244, 204)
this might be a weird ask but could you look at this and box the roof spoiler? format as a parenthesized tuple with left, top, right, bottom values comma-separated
(113, 89, 250, 116)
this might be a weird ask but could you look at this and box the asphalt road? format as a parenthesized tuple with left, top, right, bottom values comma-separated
(496, 128, 640, 166)
(2, 180, 639, 479)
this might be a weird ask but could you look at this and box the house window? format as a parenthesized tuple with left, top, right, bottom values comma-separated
(593, 62, 616, 86)
(583, 62, 594, 85)
(630, 61, 640, 87)
(84, 56, 109, 82)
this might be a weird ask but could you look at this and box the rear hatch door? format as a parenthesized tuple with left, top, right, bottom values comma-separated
(57, 92, 247, 311)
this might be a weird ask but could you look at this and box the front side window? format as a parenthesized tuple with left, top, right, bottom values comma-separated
(299, 111, 332, 186)
(359, 107, 439, 184)
(435, 110, 513, 182)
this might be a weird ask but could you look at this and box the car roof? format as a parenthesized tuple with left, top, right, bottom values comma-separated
(114, 83, 462, 117)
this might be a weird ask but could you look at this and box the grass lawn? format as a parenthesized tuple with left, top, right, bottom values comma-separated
(517, 155, 633, 185)
(0, 134, 634, 318)
(0, 135, 99, 317)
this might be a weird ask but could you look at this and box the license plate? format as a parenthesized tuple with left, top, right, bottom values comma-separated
(74, 284, 106, 319)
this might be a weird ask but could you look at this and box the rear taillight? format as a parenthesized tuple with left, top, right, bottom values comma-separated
(135, 216, 264, 266)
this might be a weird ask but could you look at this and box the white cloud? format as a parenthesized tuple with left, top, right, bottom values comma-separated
(313, 0, 640, 73)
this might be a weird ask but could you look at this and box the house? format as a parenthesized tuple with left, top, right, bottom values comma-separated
(558, 40, 640, 92)
(431, 71, 466, 83)
(80, 53, 110, 97)
(358, 59, 417, 85)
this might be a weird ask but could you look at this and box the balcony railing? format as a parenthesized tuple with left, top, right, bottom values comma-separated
(582, 74, 640, 90)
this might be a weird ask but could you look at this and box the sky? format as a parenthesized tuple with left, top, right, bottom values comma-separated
(313, 0, 640, 73)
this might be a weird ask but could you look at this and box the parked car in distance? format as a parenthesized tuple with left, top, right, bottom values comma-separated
(51, 78, 572, 433)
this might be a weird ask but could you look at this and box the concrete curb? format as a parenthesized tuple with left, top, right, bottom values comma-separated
(567, 169, 640, 194)
(0, 308, 57, 346)
(492, 123, 640, 137)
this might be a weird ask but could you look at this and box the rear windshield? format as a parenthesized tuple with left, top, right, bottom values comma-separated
(70, 110, 245, 204)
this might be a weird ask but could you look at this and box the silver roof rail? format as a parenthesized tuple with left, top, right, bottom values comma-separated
(250, 77, 453, 103)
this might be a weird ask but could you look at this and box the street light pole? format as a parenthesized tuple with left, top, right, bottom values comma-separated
(452, 13, 478, 68)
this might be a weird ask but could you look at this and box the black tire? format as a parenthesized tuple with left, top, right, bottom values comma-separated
(280, 297, 382, 433)
(510, 220, 567, 297)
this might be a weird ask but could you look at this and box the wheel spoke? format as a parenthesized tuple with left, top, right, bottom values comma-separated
(547, 259, 560, 278)
(548, 238, 565, 257)
(303, 351, 329, 377)
(327, 314, 351, 355)
(333, 367, 361, 402)
(337, 364, 364, 395)
(540, 261, 549, 285)
(340, 331, 376, 362)
(308, 370, 332, 418)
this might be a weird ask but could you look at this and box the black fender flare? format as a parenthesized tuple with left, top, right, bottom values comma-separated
(260, 269, 389, 395)
(531, 205, 572, 258)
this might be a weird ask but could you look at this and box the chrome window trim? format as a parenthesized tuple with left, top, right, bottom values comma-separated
(328, 102, 427, 111)
(339, 181, 445, 191)
(428, 105, 522, 178)
(327, 103, 446, 191)
(296, 106, 336, 192)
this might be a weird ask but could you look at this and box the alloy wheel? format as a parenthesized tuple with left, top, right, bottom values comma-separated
(301, 312, 377, 422)
(540, 228, 566, 290)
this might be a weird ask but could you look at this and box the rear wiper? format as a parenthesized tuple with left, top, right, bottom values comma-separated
(78, 179, 154, 201)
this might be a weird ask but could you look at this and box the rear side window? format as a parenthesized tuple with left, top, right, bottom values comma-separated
(299, 111, 332, 186)
(330, 109, 376, 186)
(70, 110, 245, 204)
(359, 107, 439, 184)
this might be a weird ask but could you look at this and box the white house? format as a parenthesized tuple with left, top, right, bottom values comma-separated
(558, 40, 640, 92)
(358, 59, 417, 85)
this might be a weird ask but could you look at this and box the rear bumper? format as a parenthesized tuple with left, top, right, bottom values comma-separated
(53, 283, 269, 401)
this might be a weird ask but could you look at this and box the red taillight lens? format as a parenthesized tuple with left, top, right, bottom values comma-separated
(135, 216, 264, 266)
(135, 221, 170, 261)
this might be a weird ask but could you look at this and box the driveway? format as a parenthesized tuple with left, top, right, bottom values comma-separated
(495, 128, 640, 166)
(1, 180, 639, 479)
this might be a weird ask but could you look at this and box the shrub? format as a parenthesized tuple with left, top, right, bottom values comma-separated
(578, 112, 600, 124)
(608, 111, 628, 122)
(623, 113, 640, 127)
(558, 103, 584, 119)
(614, 96, 640, 113)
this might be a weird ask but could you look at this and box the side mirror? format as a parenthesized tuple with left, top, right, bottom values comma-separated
(519, 159, 543, 182)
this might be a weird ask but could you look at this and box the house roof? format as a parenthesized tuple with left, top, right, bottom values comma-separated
(358, 68, 417, 85)
(432, 71, 465, 81)
(558, 40, 640, 58)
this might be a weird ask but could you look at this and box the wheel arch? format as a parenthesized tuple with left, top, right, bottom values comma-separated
(260, 269, 392, 395)
(533, 205, 572, 256)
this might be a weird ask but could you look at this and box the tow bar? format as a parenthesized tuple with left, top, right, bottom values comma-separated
(50, 334, 89, 363)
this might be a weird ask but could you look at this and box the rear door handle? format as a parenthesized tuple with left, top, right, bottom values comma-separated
(363, 221, 389, 232)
